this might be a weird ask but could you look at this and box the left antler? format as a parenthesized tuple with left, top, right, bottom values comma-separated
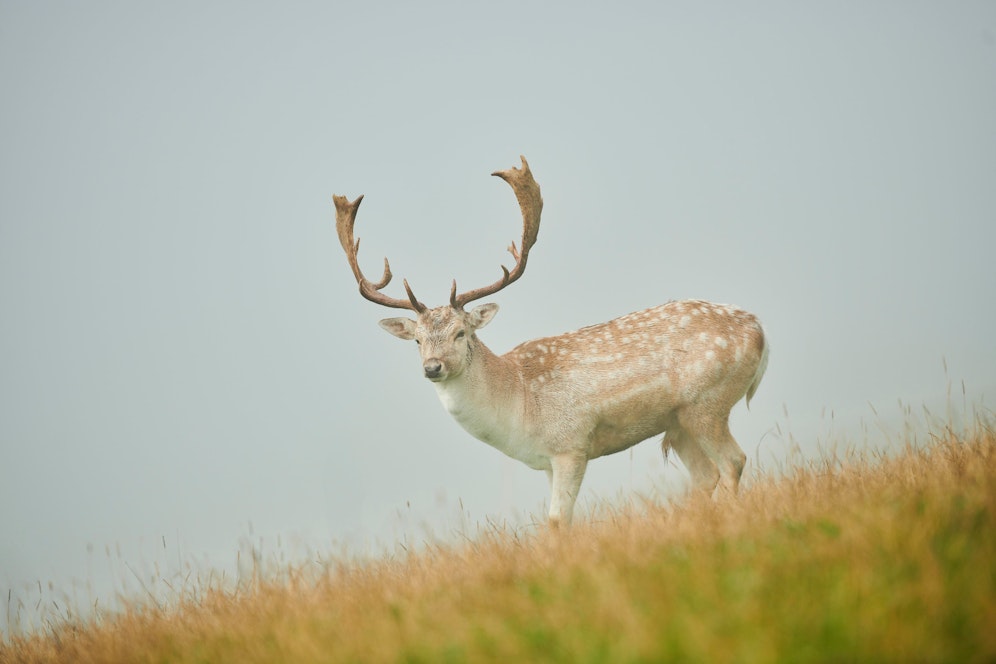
(450, 155, 543, 309)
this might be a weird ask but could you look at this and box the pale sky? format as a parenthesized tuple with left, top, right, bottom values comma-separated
(2, 1, 994, 630)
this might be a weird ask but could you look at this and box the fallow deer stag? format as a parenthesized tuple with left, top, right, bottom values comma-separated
(333, 156, 768, 526)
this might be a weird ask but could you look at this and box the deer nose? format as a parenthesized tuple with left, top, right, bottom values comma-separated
(423, 359, 443, 379)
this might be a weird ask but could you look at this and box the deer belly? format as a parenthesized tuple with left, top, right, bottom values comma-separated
(588, 407, 672, 459)
(588, 422, 666, 459)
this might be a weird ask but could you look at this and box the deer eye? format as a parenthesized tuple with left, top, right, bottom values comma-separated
(455, 330, 466, 340)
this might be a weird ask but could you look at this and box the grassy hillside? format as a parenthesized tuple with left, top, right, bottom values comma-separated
(3, 421, 995, 663)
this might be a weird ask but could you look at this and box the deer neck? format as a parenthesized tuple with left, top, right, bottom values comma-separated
(431, 337, 526, 447)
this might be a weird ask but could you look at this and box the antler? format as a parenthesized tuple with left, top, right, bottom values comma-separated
(450, 155, 543, 309)
(333, 194, 426, 312)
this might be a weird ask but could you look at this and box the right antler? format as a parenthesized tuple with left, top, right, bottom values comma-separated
(450, 155, 543, 309)
(333, 194, 426, 312)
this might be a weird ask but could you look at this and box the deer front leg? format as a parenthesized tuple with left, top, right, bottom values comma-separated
(545, 453, 588, 527)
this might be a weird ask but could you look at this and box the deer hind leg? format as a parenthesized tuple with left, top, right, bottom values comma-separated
(664, 426, 720, 496)
(677, 407, 746, 496)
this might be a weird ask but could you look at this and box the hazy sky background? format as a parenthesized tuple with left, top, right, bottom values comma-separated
(2, 2, 994, 630)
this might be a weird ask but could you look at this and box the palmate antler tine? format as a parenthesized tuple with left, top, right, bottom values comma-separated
(451, 155, 543, 309)
(333, 194, 427, 312)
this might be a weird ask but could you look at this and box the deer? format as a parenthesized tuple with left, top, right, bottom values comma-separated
(333, 156, 768, 526)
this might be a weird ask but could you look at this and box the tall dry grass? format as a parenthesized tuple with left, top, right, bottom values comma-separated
(3, 419, 994, 663)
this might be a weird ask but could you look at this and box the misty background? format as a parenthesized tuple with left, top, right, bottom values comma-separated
(2, 2, 994, 630)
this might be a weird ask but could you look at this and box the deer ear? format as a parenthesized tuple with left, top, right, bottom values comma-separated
(379, 317, 417, 340)
(468, 303, 499, 330)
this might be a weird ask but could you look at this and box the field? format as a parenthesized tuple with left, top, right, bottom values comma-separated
(3, 418, 995, 663)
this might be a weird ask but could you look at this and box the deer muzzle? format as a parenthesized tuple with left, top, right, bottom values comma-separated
(423, 359, 444, 381)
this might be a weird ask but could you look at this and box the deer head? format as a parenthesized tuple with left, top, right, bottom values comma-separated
(333, 156, 543, 381)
